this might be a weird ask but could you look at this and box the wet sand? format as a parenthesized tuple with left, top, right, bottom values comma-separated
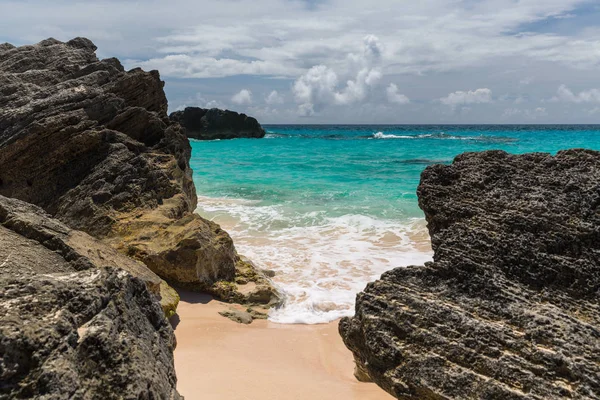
(173, 291, 393, 400)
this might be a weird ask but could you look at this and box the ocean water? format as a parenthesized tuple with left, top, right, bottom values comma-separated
(190, 125, 600, 324)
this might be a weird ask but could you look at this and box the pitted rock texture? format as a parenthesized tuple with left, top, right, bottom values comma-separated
(0, 196, 180, 399)
(340, 149, 600, 400)
(0, 38, 278, 306)
(0, 194, 179, 317)
(170, 107, 265, 140)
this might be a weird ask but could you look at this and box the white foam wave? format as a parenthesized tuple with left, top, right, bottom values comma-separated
(372, 132, 414, 139)
(196, 196, 433, 324)
(372, 131, 516, 142)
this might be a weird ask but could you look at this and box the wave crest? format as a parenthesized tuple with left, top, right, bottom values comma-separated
(372, 131, 517, 143)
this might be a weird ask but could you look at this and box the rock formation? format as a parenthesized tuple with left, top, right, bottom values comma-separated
(0, 38, 279, 309)
(170, 107, 266, 140)
(0, 196, 180, 399)
(340, 150, 600, 399)
(0, 194, 179, 316)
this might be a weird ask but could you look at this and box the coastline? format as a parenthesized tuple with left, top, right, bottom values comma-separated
(173, 290, 393, 400)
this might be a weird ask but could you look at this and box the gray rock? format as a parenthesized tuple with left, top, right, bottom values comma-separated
(340, 149, 600, 399)
(0, 196, 180, 400)
(170, 107, 266, 140)
(0, 37, 279, 305)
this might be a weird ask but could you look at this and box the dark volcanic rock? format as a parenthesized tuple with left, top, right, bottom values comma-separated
(340, 150, 600, 399)
(170, 107, 266, 140)
(0, 196, 180, 399)
(0, 38, 279, 306)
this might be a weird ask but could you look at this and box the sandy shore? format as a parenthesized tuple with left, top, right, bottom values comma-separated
(173, 291, 393, 400)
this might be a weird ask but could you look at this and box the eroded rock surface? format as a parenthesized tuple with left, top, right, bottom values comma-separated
(0, 194, 179, 316)
(340, 150, 600, 399)
(0, 196, 180, 399)
(170, 107, 266, 140)
(0, 38, 278, 306)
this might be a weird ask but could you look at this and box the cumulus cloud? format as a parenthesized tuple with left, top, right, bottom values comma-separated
(386, 84, 410, 104)
(3, 0, 600, 122)
(292, 65, 338, 116)
(232, 89, 253, 105)
(551, 84, 600, 103)
(265, 90, 284, 105)
(440, 88, 493, 107)
(333, 68, 382, 105)
(292, 35, 384, 115)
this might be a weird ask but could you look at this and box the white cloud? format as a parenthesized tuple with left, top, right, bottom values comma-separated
(551, 84, 600, 103)
(333, 68, 382, 105)
(265, 90, 284, 105)
(292, 35, 384, 115)
(3, 0, 600, 123)
(174, 92, 223, 111)
(386, 84, 410, 104)
(232, 89, 253, 105)
(133, 55, 298, 79)
(292, 65, 338, 116)
(440, 88, 493, 107)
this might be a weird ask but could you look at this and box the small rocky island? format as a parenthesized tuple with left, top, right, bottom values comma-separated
(340, 150, 600, 399)
(170, 107, 266, 140)
(0, 38, 278, 398)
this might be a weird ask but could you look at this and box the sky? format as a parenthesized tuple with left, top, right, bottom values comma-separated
(1, 0, 600, 124)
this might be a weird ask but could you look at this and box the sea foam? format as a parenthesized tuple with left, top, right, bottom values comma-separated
(196, 196, 433, 324)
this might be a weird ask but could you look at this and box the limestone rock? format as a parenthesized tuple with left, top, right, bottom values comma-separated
(170, 107, 266, 140)
(219, 309, 254, 325)
(0, 194, 179, 316)
(340, 149, 600, 399)
(0, 38, 279, 306)
(0, 196, 180, 399)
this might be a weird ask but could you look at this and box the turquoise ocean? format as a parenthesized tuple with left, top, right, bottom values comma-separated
(190, 125, 600, 323)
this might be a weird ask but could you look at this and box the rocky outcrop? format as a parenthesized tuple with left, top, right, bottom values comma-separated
(0, 194, 179, 317)
(0, 38, 279, 309)
(340, 150, 600, 399)
(0, 196, 180, 399)
(170, 107, 266, 140)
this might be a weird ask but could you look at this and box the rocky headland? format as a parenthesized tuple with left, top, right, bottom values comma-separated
(340, 150, 600, 399)
(170, 107, 266, 140)
(0, 38, 278, 398)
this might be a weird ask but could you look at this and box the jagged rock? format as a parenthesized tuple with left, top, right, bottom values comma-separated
(340, 150, 600, 400)
(0, 194, 179, 317)
(0, 196, 180, 399)
(0, 38, 279, 306)
(170, 107, 266, 140)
